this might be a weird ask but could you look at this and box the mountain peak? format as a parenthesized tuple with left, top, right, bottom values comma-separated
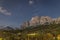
(21, 16, 60, 29)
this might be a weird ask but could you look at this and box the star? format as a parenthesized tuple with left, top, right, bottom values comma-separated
(29, 0, 34, 5)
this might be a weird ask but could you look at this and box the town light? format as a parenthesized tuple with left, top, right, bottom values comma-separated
(27, 33, 39, 36)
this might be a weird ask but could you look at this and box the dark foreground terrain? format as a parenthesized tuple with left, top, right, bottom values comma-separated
(0, 24, 60, 40)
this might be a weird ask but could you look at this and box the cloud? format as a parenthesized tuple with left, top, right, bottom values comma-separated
(0, 7, 11, 16)
(29, 0, 34, 5)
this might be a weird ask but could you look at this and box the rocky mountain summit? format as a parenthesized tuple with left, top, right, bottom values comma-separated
(21, 16, 60, 29)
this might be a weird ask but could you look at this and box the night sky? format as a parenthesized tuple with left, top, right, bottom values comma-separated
(0, 0, 60, 27)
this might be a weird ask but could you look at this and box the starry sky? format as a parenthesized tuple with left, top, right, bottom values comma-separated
(0, 0, 60, 27)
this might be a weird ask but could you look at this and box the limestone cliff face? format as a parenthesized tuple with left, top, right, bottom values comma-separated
(52, 17, 60, 24)
(21, 16, 60, 28)
(57, 17, 60, 23)
(40, 16, 52, 25)
(30, 16, 40, 26)
(30, 16, 52, 26)
(52, 18, 58, 24)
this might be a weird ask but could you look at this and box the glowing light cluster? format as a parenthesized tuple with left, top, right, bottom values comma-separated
(27, 33, 39, 36)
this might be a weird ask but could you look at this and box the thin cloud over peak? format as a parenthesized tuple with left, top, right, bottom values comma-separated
(0, 7, 11, 16)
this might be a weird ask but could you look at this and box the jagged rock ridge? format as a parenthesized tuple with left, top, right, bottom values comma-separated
(21, 16, 60, 29)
